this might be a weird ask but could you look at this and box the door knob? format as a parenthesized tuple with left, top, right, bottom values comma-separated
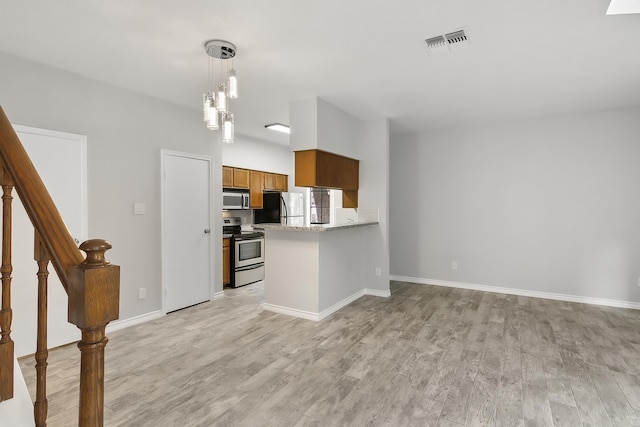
(204, 228, 211, 234)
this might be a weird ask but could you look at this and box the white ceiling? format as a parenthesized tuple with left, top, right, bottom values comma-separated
(0, 0, 639, 145)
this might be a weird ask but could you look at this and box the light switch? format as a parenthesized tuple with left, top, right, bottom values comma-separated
(134, 203, 146, 215)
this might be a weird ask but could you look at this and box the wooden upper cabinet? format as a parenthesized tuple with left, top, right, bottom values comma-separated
(264, 173, 288, 192)
(249, 170, 264, 208)
(295, 149, 358, 190)
(233, 168, 250, 189)
(224, 165, 288, 195)
(275, 174, 288, 191)
(264, 173, 276, 190)
(295, 149, 359, 208)
(222, 166, 233, 187)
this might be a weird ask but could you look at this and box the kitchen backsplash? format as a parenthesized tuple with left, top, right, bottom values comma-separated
(223, 209, 252, 225)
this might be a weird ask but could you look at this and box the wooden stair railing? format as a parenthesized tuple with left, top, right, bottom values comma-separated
(0, 106, 120, 427)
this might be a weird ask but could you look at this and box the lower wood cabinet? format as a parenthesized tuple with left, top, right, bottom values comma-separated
(223, 238, 230, 286)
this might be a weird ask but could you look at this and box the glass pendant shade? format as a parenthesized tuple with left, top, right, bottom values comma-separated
(207, 104, 219, 130)
(216, 84, 227, 113)
(222, 113, 234, 143)
(203, 93, 212, 122)
(228, 69, 238, 99)
(203, 40, 237, 141)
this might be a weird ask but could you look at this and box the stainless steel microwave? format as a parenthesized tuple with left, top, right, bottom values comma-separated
(223, 191, 249, 210)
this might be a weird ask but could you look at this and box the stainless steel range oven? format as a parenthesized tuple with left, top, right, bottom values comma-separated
(234, 232, 265, 287)
(223, 217, 265, 288)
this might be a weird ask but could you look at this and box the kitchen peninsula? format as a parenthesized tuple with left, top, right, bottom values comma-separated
(258, 218, 379, 321)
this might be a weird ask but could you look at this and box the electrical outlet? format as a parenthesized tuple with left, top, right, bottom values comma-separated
(452, 261, 458, 271)
(138, 288, 146, 299)
(375, 267, 381, 276)
(637, 278, 640, 288)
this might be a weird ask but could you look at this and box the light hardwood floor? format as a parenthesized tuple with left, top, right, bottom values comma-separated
(19, 281, 640, 426)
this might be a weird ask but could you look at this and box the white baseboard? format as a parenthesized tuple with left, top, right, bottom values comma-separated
(264, 288, 378, 321)
(107, 286, 390, 332)
(391, 275, 640, 310)
(263, 303, 321, 321)
(106, 310, 164, 334)
(365, 288, 391, 298)
(318, 290, 366, 320)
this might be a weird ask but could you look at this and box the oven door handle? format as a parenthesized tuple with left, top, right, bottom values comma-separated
(236, 262, 264, 272)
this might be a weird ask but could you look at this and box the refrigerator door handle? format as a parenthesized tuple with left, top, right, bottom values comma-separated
(280, 194, 288, 224)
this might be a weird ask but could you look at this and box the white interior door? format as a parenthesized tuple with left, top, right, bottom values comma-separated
(11, 125, 87, 357)
(161, 150, 212, 313)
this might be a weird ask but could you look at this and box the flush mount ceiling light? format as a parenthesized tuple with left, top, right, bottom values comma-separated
(606, 0, 640, 14)
(265, 123, 291, 134)
(203, 39, 237, 143)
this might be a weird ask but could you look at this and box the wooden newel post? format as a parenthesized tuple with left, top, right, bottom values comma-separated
(67, 239, 120, 427)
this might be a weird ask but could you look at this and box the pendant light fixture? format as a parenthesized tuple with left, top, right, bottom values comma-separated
(203, 40, 237, 143)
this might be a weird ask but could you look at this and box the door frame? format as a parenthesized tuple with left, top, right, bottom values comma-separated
(160, 149, 214, 314)
(12, 124, 88, 241)
(11, 124, 88, 356)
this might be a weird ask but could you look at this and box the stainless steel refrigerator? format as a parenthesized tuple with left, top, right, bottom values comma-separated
(254, 192, 305, 226)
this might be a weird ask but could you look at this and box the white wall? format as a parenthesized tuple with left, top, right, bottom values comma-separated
(221, 135, 292, 174)
(221, 134, 293, 189)
(264, 231, 320, 313)
(316, 98, 360, 159)
(0, 51, 223, 321)
(289, 98, 318, 152)
(0, 355, 34, 426)
(390, 106, 640, 303)
(359, 119, 390, 292)
(289, 97, 390, 294)
(319, 228, 367, 310)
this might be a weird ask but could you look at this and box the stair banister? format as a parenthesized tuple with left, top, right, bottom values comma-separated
(0, 105, 120, 427)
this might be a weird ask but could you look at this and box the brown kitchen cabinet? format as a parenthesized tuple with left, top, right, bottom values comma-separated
(249, 170, 264, 208)
(224, 166, 287, 193)
(294, 149, 359, 207)
(264, 173, 288, 192)
(275, 174, 288, 191)
(264, 172, 276, 190)
(222, 166, 233, 187)
(223, 238, 230, 286)
(233, 168, 250, 189)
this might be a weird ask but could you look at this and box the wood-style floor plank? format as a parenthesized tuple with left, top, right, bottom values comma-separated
(17, 281, 640, 426)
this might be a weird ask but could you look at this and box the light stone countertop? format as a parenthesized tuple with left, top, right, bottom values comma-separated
(253, 221, 378, 232)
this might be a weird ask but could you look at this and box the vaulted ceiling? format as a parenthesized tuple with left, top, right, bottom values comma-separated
(0, 0, 638, 145)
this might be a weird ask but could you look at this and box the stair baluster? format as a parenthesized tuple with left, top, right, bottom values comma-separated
(0, 165, 14, 402)
(34, 232, 50, 427)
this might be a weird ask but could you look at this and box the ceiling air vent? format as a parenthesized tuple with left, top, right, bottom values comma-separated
(424, 28, 470, 55)
(425, 35, 446, 51)
(445, 30, 468, 46)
